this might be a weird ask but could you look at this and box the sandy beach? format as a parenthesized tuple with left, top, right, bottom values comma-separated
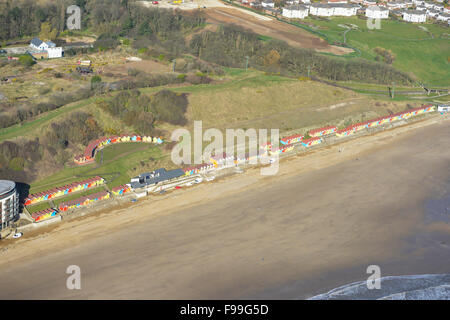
(0, 115, 449, 299)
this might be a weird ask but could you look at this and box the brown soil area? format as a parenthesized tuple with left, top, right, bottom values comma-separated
(204, 7, 353, 55)
(104, 59, 171, 76)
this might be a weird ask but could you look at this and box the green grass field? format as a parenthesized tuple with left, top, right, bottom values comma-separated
(26, 202, 52, 214)
(51, 186, 107, 206)
(298, 16, 450, 86)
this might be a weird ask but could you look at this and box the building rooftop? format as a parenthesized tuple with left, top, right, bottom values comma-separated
(311, 3, 359, 8)
(404, 9, 427, 14)
(30, 38, 43, 47)
(131, 168, 185, 189)
(367, 5, 389, 11)
(285, 4, 309, 10)
(0, 180, 15, 197)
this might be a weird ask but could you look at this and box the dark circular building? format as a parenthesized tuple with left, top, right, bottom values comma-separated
(0, 180, 19, 229)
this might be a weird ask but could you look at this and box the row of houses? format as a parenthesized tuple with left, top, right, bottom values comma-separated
(244, 0, 449, 22)
(281, 3, 448, 22)
(277, 0, 448, 12)
(282, 3, 361, 17)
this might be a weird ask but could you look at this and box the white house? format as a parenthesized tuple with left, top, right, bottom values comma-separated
(362, 0, 377, 6)
(404, 0, 413, 8)
(328, 0, 348, 3)
(402, 9, 427, 22)
(436, 12, 450, 22)
(433, 4, 444, 11)
(29, 38, 62, 59)
(285, 0, 300, 4)
(47, 47, 63, 59)
(333, 3, 360, 15)
(282, 5, 309, 18)
(309, 3, 335, 16)
(387, 1, 408, 9)
(423, 1, 434, 9)
(426, 8, 440, 18)
(309, 3, 359, 16)
(415, 6, 427, 11)
(366, 6, 390, 18)
(30, 38, 56, 51)
(261, 0, 275, 8)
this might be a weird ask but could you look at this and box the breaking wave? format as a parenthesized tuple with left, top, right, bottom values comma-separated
(308, 274, 450, 300)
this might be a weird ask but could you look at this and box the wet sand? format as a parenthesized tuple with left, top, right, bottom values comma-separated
(0, 116, 449, 299)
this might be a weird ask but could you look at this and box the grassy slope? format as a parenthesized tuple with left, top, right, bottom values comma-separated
(0, 98, 96, 142)
(143, 70, 422, 132)
(301, 16, 450, 86)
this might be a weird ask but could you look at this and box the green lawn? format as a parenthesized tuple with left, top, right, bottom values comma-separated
(26, 202, 52, 214)
(94, 142, 149, 164)
(52, 186, 107, 206)
(299, 16, 450, 86)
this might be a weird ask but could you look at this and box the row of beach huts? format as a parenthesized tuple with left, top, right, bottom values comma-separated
(26, 104, 438, 223)
(74, 134, 164, 165)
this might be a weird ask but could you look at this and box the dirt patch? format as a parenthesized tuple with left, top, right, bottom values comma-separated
(61, 36, 96, 44)
(104, 59, 171, 76)
(203, 7, 352, 55)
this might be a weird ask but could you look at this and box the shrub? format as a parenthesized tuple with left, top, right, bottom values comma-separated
(91, 75, 102, 89)
(37, 87, 51, 95)
(9, 157, 25, 171)
(128, 68, 141, 77)
(150, 90, 188, 125)
(94, 34, 120, 51)
(19, 55, 36, 67)
(138, 47, 148, 54)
